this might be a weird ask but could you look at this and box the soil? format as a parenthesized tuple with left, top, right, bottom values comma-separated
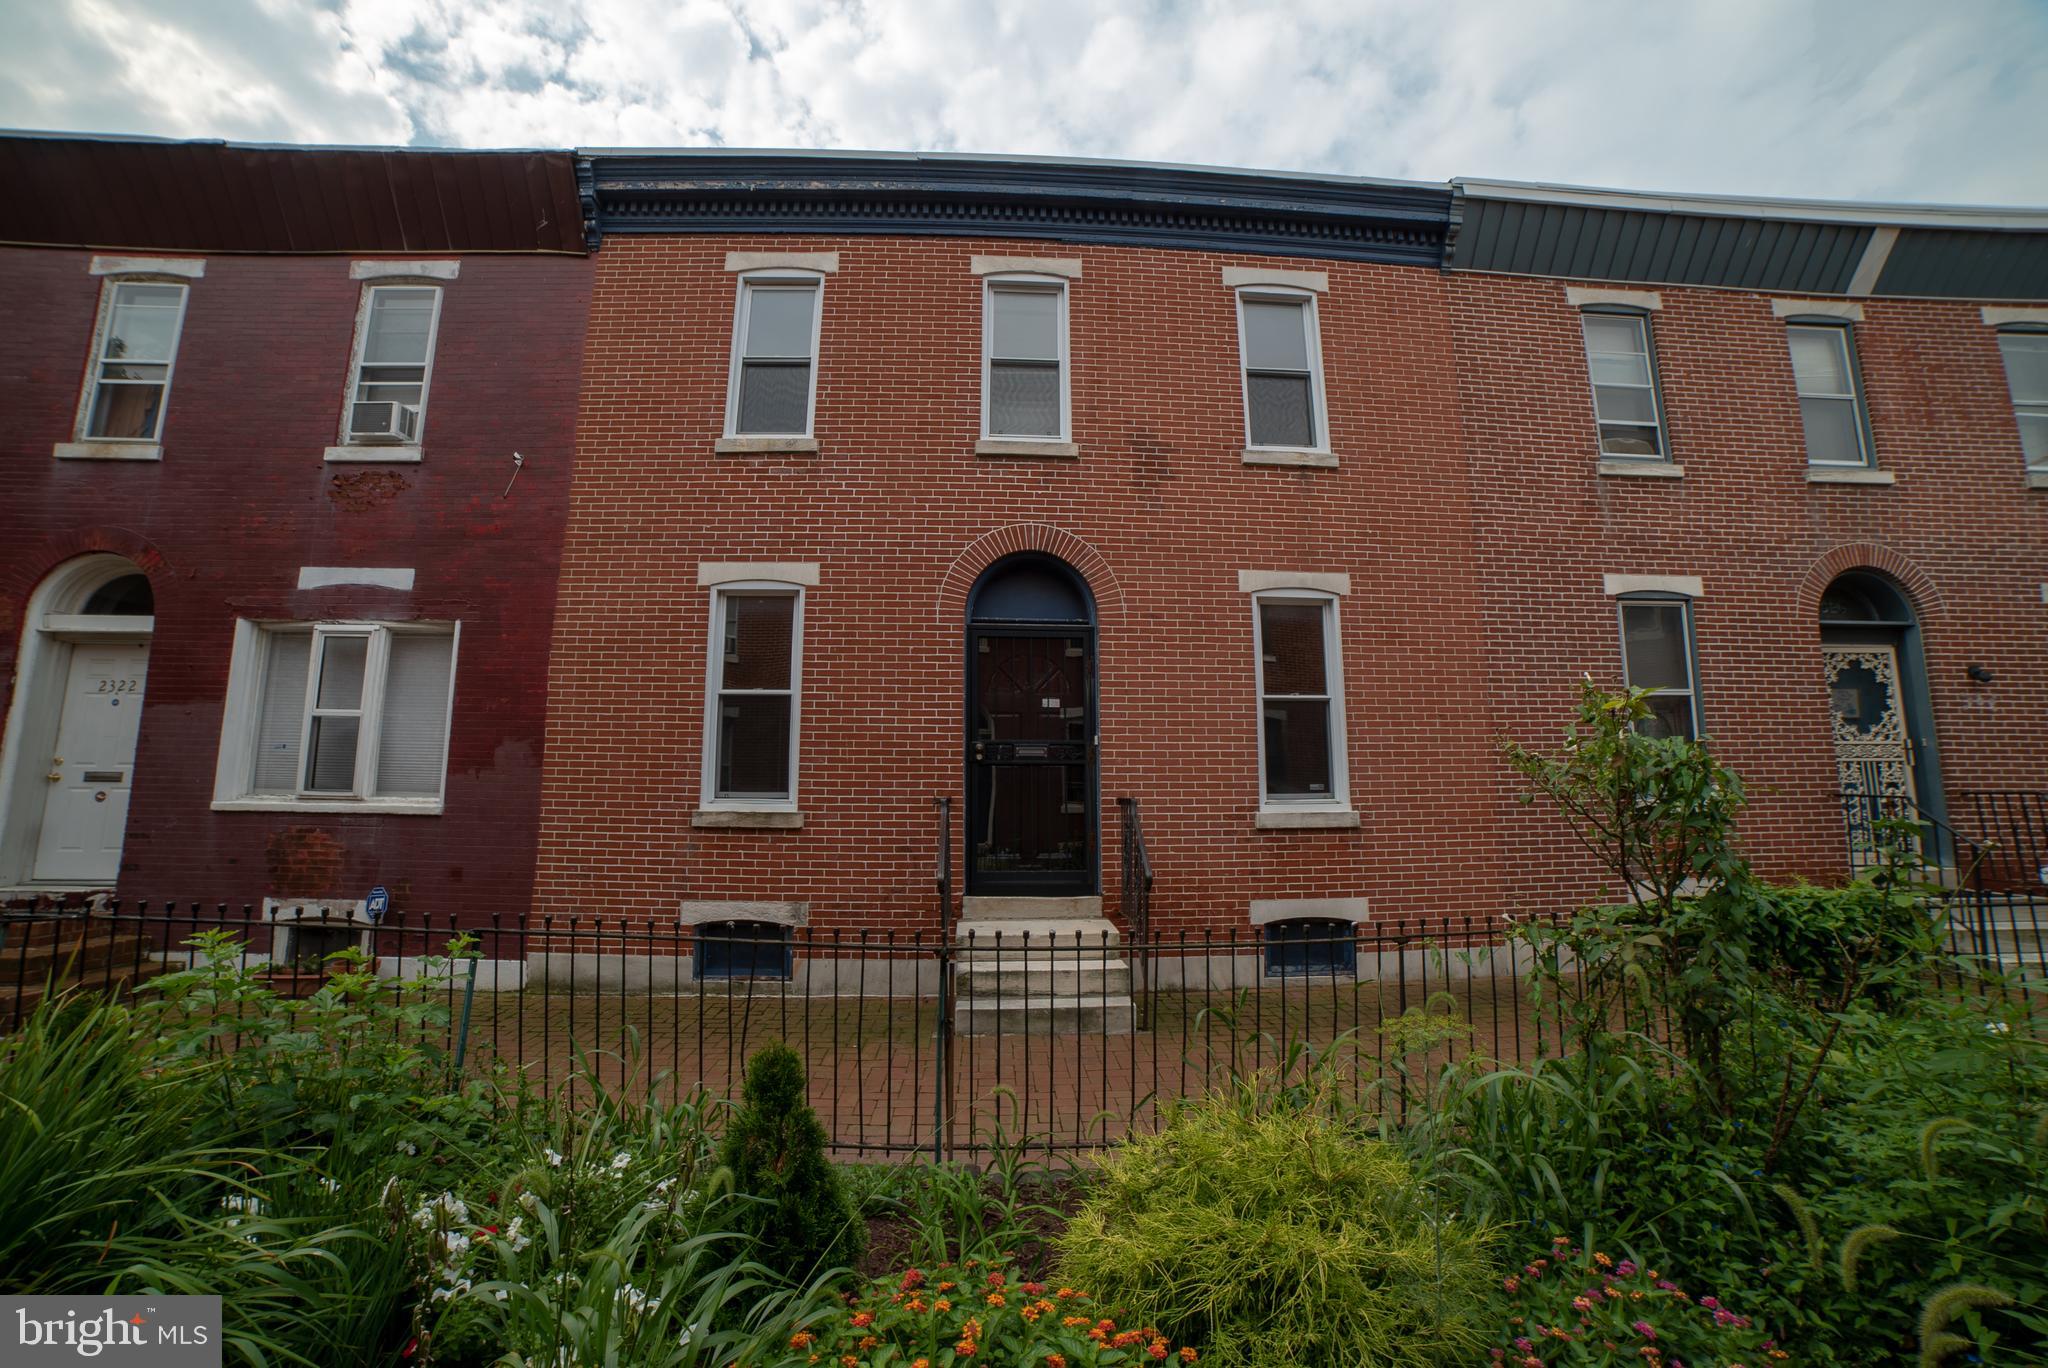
(856, 1175, 1082, 1282)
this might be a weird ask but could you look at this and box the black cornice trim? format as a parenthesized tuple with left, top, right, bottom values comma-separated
(579, 154, 1452, 265)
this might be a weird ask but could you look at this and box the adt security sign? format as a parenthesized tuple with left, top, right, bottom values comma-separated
(365, 886, 390, 923)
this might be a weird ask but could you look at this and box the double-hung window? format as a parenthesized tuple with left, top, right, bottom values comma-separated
(344, 286, 442, 445)
(1253, 594, 1346, 807)
(1996, 328, 2048, 474)
(703, 587, 803, 806)
(1580, 310, 1666, 458)
(1617, 599, 1699, 740)
(81, 280, 190, 443)
(216, 621, 459, 808)
(726, 274, 822, 437)
(1786, 321, 1873, 467)
(1237, 290, 1326, 451)
(982, 277, 1068, 440)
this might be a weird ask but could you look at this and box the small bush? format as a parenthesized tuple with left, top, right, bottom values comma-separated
(778, 1259, 1199, 1366)
(1057, 1087, 1494, 1367)
(717, 1041, 864, 1282)
(1489, 1236, 1777, 1366)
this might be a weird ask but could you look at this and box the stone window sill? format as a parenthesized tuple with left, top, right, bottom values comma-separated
(1598, 459, 1683, 479)
(2024, 471, 2048, 489)
(715, 436, 819, 455)
(1255, 806, 1360, 830)
(211, 796, 443, 816)
(55, 441, 161, 462)
(693, 807, 805, 829)
(325, 444, 422, 464)
(977, 438, 1079, 459)
(1242, 448, 1339, 469)
(1806, 466, 1896, 485)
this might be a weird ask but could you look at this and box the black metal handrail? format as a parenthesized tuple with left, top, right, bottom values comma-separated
(1839, 791, 1988, 892)
(1959, 790, 2048, 892)
(934, 795, 953, 933)
(1118, 796, 1156, 1029)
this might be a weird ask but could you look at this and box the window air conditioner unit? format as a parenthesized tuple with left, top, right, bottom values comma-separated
(348, 401, 420, 443)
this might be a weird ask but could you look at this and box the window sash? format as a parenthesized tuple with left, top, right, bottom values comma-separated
(982, 279, 1069, 439)
(1786, 323, 1871, 466)
(705, 587, 803, 804)
(345, 285, 443, 441)
(83, 281, 189, 442)
(1236, 290, 1325, 451)
(1252, 594, 1344, 805)
(1617, 600, 1699, 740)
(1580, 312, 1665, 458)
(728, 277, 821, 437)
(1997, 332, 2048, 470)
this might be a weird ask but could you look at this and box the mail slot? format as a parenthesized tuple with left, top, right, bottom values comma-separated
(82, 770, 126, 783)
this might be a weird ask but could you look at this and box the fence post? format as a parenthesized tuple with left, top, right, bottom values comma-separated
(451, 952, 479, 1082)
(933, 937, 952, 1163)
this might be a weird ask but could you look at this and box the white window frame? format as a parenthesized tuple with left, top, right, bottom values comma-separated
(1616, 597, 1700, 740)
(1995, 328, 2048, 474)
(699, 583, 805, 812)
(1579, 308, 1668, 461)
(1250, 590, 1348, 809)
(1235, 287, 1329, 454)
(1785, 320, 1872, 468)
(723, 271, 825, 439)
(340, 283, 445, 446)
(74, 277, 192, 445)
(980, 274, 1071, 442)
(211, 619, 460, 814)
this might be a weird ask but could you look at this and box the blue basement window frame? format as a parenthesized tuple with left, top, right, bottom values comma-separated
(1262, 918, 1358, 977)
(693, 920, 794, 980)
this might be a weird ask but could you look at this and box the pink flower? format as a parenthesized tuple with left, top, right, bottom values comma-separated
(1504, 1276, 1521, 1293)
(1699, 1296, 1718, 1310)
(1615, 1260, 1638, 1277)
(1633, 1321, 1657, 1341)
(1515, 1338, 1534, 1352)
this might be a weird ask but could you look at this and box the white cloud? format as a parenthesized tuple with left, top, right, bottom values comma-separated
(0, 0, 2041, 204)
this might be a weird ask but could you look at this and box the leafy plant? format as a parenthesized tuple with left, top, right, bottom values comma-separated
(1058, 1081, 1494, 1367)
(776, 1260, 1199, 1366)
(715, 1041, 865, 1284)
(1489, 1235, 1778, 1366)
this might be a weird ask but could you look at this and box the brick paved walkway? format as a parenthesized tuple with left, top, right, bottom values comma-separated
(457, 975, 1567, 1157)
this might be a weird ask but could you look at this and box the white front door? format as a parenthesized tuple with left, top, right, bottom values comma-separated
(33, 640, 149, 883)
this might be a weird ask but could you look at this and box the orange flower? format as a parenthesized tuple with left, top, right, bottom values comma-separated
(1022, 1281, 1046, 1295)
(912, 1361, 930, 1368)
(788, 1331, 815, 1350)
(857, 1337, 879, 1351)
(938, 1281, 957, 1292)
(850, 1312, 874, 1329)
(1064, 1316, 1091, 1328)
(987, 1293, 1007, 1308)
(840, 1358, 856, 1368)
(935, 1298, 953, 1312)
(1056, 1287, 1081, 1300)
(1047, 1357, 1067, 1368)
(987, 1271, 1006, 1288)
(1179, 1349, 1199, 1364)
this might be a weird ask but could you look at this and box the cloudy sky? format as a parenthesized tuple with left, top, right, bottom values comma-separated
(3, 0, 2044, 204)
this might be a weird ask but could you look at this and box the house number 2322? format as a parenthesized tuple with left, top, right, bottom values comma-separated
(95, 678, 139, 694)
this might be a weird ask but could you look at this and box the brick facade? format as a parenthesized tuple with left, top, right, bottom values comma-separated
(534, 235, 1509, 934)
(536, 236, 2048, 935)
(0, 246, 591, 919)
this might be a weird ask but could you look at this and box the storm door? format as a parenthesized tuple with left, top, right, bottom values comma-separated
(1819, 571, 1945, 867)
(964, 556, 1097, 895)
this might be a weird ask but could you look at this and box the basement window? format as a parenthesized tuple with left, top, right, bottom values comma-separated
(694, 920, 793, 980)
(1263, 919, 1357, 977)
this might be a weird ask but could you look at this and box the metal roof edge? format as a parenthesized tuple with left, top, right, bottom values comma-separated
(1453, 177, 2048, 231)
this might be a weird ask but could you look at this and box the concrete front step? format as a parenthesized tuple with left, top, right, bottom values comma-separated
(0, 958, 170, 1023)
(957, 958, 1133, 999)
(956, 992, 1136, 1036)
(954, 917, 1119, 948)
(4, 931, 152, 978)
(959, 895, 1103, 921)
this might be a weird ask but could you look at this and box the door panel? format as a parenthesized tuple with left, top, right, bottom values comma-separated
(967, 632, 1093, 892)
(34, 641, 149, 882)
(1824, 642, 1918, 863)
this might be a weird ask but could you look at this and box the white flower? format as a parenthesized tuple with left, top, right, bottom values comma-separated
(317, 1177, 341, 1195)
(1987, 1020, 2012, 1034)
(677, 1326, 693, 1349)
(494, 1288, 509, 1302)
(503, 1216, 532, 1252)
(653, 1176, 677, 1195)
(543, 1147, 564, 1168)
(518, 1190, 542, 1215)
(621, 1284, 659, 1315)
(609, 1150, 632, 1173)
(396, 1139, 418, 1156)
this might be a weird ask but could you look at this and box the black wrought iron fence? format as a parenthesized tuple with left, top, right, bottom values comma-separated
(1, 896, 2038, 1159)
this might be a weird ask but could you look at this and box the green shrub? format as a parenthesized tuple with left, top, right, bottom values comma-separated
(716, 1041, 864, 1283)
(1057, 1086, 1494, 1367)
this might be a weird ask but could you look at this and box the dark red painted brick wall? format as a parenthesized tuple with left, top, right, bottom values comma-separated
(0, 246, 591, 920)
(535, 236, 1507, 934)
(1448, 275, 2048, 913)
